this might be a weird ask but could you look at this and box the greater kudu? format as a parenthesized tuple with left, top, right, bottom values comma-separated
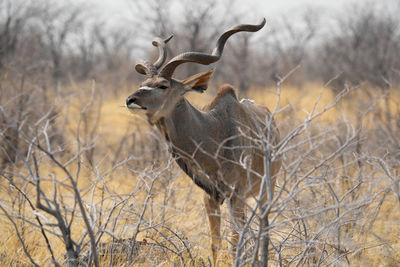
(126, 19, 281, 265)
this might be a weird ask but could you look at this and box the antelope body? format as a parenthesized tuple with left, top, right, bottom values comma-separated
(126, 19, 281, 265)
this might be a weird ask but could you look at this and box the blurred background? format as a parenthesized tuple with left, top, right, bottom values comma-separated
(1, 0, 399, 92)
(1, 0, 400, 266)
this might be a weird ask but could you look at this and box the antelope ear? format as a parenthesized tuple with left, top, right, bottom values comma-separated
(182, 69, 214, 93)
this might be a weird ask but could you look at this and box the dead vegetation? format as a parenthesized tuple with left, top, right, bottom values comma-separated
(0, 0, 399, 266)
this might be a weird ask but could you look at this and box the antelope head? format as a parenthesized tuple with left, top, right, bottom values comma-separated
(126, 19, 266, 123)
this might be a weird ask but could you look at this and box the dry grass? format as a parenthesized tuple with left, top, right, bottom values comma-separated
(1, 82, 399, 266)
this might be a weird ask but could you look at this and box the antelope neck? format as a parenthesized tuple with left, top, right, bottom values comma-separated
(157, 98, 223, 203)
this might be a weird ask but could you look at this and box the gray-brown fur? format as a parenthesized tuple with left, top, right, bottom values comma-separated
(154, 84, 280, 200)
(125, 19, 281, 265)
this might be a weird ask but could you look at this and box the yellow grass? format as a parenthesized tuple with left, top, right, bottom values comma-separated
(1, 82, 399, 266)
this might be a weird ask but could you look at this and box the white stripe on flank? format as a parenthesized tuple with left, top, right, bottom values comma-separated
(240, 98, 255, 104)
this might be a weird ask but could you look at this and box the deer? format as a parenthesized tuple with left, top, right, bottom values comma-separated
(126, 18, 281, 265)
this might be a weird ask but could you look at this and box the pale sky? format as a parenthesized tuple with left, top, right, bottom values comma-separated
(79, 0, 365, 22)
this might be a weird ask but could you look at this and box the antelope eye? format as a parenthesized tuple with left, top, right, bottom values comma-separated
(158, 85, 168, 90)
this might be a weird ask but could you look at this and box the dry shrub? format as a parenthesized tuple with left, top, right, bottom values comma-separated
(0, 65, 399, 267)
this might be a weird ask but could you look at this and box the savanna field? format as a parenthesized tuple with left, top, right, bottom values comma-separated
(1, 0, 400, 266)
(1, 80, 399, 266)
